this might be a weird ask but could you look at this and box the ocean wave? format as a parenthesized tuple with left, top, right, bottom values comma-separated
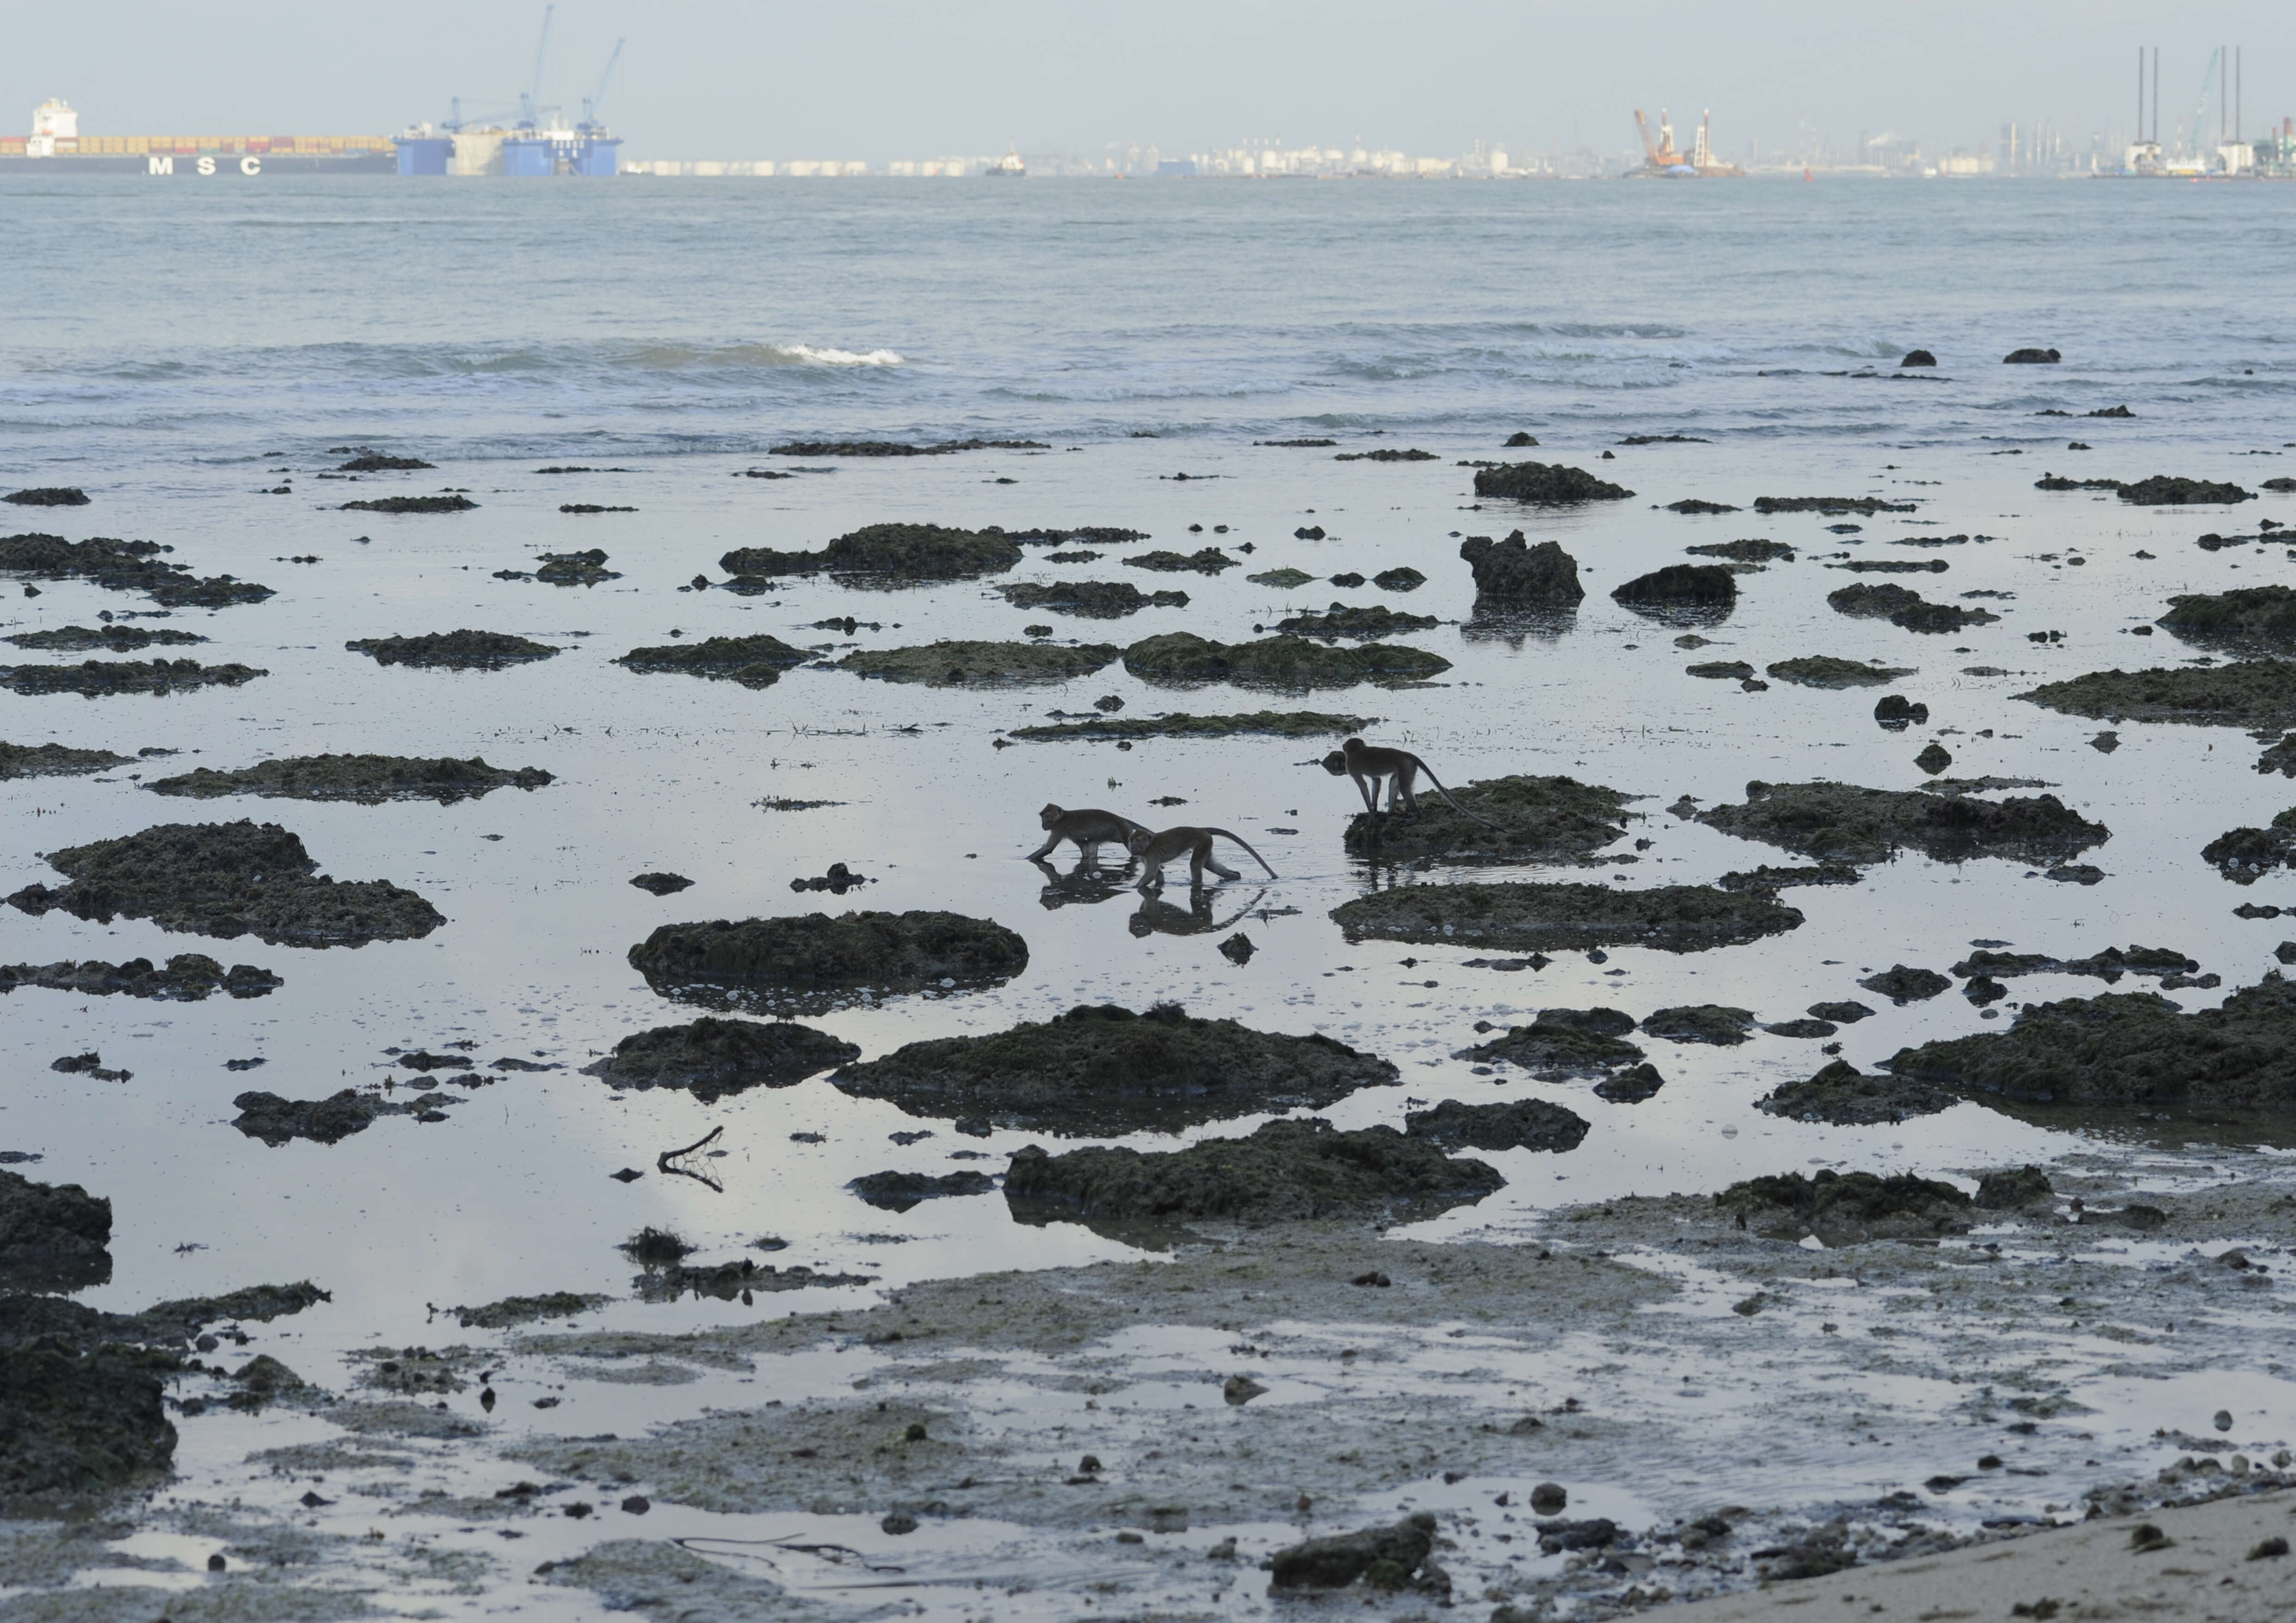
(623, 342, 903, 369)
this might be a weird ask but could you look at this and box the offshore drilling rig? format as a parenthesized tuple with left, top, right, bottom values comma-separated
(1632, 109, 1744, 176)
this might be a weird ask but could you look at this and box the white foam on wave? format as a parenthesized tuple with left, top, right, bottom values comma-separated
(779, 343, 905, 367)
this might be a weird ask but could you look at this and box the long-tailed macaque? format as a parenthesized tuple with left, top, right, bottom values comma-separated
(1324, 737, 1496, 827)
(1030, 804, 1149, 863)
(1125, 824, 1278, 889)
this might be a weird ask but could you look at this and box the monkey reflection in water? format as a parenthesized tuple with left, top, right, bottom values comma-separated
(1129, 884, 1268, 939)
(1029, 853, 1137, 911)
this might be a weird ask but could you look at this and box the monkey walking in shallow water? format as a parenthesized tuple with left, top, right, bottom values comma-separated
(1029, 804, 1150, 864)
(1323, 736, 1496, 827)
(1126, 824, 1278, 890)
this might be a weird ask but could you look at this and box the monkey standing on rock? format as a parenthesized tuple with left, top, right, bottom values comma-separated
(1323, 737, 1496, 827)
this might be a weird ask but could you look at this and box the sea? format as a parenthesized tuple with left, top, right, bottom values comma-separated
(1, 172, 2294, 1617)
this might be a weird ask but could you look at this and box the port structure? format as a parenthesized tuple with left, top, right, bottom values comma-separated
(397, 5, 622, 177)
(1631, 108, 1742, 177)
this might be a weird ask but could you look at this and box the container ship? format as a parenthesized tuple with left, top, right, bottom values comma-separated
(0, 100, 394, 174)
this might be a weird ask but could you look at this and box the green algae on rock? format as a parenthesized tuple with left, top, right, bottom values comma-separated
(4, 624, 205, 651)
(1124, 547, 1238, 574)
(1123, 632, 1448, 688)
(2017, 661, 2296, 728)
(720, 522, 1027, 583)
(1884, 974, 2296, 1109)
(0, 658, 267, 697)
(1757, 1058, 1960, 1126)
(616, 633, 811, 688)
(1011, 709, 1376, 742)
(835, 640, 1120, 687)
(6, 820, 445, 948)
(0, 740, 131, 777)
(1716, 1169, 1971, 1243)
(2157, 587, 2296, 648)
(1005, 1118, 1503, 1226)
(1330, 881, 1802, 954)
(1402, 1097, 1588, 1153)
(1247, 567, 1316, 589)
(0, 954, 280, 1001)
(1694, 780, 2109, 866)
(1276, 603, 1442, 640)
(628, 910, 1028, 1013)
(346, 630, 559, 670)
(581, 1016, 860, 1104)
(1764, 656, 1917, 689)
(829, 1003, 1398, 1136)
(996, 580, 1188, 618)
(1338, 774, 1633, 864)
(1452, 1009, 1646, 1079)
(1471, 462, 1634, 504)
(145, 754, 552, 806)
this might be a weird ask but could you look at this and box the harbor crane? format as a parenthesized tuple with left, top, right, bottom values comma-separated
(519, 4, 556, 128)
(581, 38, 625, 133)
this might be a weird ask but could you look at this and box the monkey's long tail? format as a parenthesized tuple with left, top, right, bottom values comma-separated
(1203, 828, 1280, 880)
(1420, 765, 1501, 829)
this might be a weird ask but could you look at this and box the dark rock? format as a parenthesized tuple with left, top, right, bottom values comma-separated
(1471, 463, 1634, 505)
(146, 754, 550, 805)
(1503, 432, 1539, 448)
(6, 624, 205, 652)
(0, 1342, 176, 1495)
(2020, 661, 2296, 729)
(1373, 567, 1427, 592)
(633, 1257, 876, 1303)
(1010, 709, 1377, 742)
(230, 1089, 419, 1146)
(1714, 864, 1863, 898)
(838, 640, 1121, 687)
(1613, 565, 1737, 611)
(2117, 476, 2253, 506)
(0, 658, 266, 697)
(1686, 660, 1755, 680)
(1874, 695, 1929, 729)
(1964, 975, 2008, 1004)
(2158, 587, 2296, 648)
(2001, 348, 2061, 364)
(630, 872, 692, 895)
(1339, 773, 1632, 864)
(336, 453, 432, 472)
(1668, 499, 1741, 515)
(0, 954, 279, 1001)
(1900, 349, 1937, 367)
(3, 488, 91, 507)
(830, 1003, 1396, 1136)
(1333, 882, 1802, 955)
(0, 740, 133, 778)
(628, 910, 1028, 1014)
(1122, 632, 1447, 688)
(1951, 945, 2197, 983)
(345, 631, 558, 670)
(1974, 1166, 2054, 1208)
(1915, 742, 1953, 775)
(617, 633, 810, 687)
(1276, 603, 1440, 640)
(1640, 1005, 1756, 1045)
(1268, 1512, 1438, 1591)
(1808, 1001, 1875, 1022)
(583, 1017, 859, 1104)
(1751, 496, 1915, 516)
(1696, 780, 2108, 866)
(1005, 1119, 1502, 1226)
(1685, 539, 1792, 563)
(340, 495, 477, 514)
(1719, 1169, 1972, 1243)
(1764, 657, 1917, 689)
(848, 1170, 998, 1213)
(1458, 531, 1583, 602)
(1454, 1011, 1645, 1079)
(1757, 1059, 1958, 1126)
(1860, 965, 1952, 1002)
(0, 1170, 112, 1292)
(1593, 1063, 1666, 1102)
(2203, 814, 2296, 883)
(998, 581, 1188, 618)
(1124, 548, 1237, 574)
(1404, 1097, 1588, 1153)
(1218, 932, 1253, 964)
(720, 522, 1027, 584)
(0, 532, 272, 609)
(529, 548, 621, 585)
(766, 439, 1046, 457)
(1763, 1018, 1837, 1038)
(1334, 448, 1437, 462)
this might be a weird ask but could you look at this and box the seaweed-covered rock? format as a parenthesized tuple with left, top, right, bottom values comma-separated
(1004, 1119, 1502, 1226)
(230, 1088, 444, 1146)
(0, 1170, 112, 1293)
(2157, 587, 2296, 648)
(341, 494, 477, 514)
(1686, 660, 1755, 680)
(1686, 539, 1793, 563)
(635, 1258, 876, 1303)
(3, 488, 90, 507)
(2002, 348, 2060, 364)
(0, 1343, 177, 1495)
(1974, 1166, 2054, 1209)
(1403, 1097, 1588, 1153)
(5, 624, 205, 652)
(1611, 565, 1737, 609)
(0, 533, 272, 609)
(2118, 476, 2253, 506)
(1339, 774, 1632, 864)
(582, 1017, 860, 1104)
(1270, 1513, 1440, 1592)
(1334, 448, 1437, 462)
(1883, 974, 2296, 1109)
(533, 549, 621, 585)
(1471, 463, 1634, 505)
(1828, 582, 1924, 619)
(847, 1170, 998, 1213)
(337, 453, 432, 472)
(0, 954, 279, 1001)
(2019, 661, 2296, 729)
(1860, 964, 1952, 1002)
(145, 754, 551, 805)
(1716, 863, 1862, 892)
(6, 821, 444, 948)
(1669, 499, 1741, 516)
(0, 658, 266, 697)
(1873, 695, 1929, 729)
(1010, 710, 1375, 742)
(1331, 882, 1802, 954)
(1764, 657, 1916, 689)
(836, 640, 1120, 687)
(1717, 1169, 1972, 1243)
(346, 630, 558, 670)
(769, 438, 1046, 457)
(1751, 496, 1915, 516)
(1900, 349, 1937, 367)
(1123, 633, 1447, 688)
(1639, 1005, 1756, 1045)
(1949, 945, 2198, 983)
(997, 581, 1188, 618)
(1276, 604, 1441, 640)
(628, 910, 1028, 1013)
(1694, 780, 2108, 866)
(1123, 548, 1237, 574)
(1373, 566, 1427, 592)
(617, 633, 810, 688)
(443, 1292, 610, 1330)
(1453, 1010, 1645, 1079)
(1247, 567, 1316, 589)
(720, 522, 1026, 584)
(1459, 532, 1584, 602)
(2202, 812, 2296, 883)
(1757, 1059, 1959, 1126)
(829, 1003, 1397, 1136)
(1593, 1063, 1666, 1103)
(631, 872, 692, 895)
(0, 741, 131, 778)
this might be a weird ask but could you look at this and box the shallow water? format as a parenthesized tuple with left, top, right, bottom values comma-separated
(3, 174, 2295, 1614)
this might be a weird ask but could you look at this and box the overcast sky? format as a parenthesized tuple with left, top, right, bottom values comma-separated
(6, 0, 2289, 160)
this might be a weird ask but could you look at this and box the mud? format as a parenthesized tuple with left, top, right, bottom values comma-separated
(998, 580, 1189, 618)
(1122, 632, 1448, 687)
(1004, 1119, 1504, 1226)
(1011, 709, 1374, 741)
(1454, 1009, 1647, 1079)
(1339, 773, 1632, 864)
(1275, 603, 1442, 639)
(1686, 539, 1795, 563)
(580, 1016, 860, 1104)
(627, 910, 1029, 1013)
(230, 1087, 459, 1145)
(615, 632, 811, 687)
(0, 740, 131, 777)
(1751, 496, 1916, 515)
(1639, 1004, 1757, 1045)
(1756, 1057, 1961, 1125)
(145, 753, 552, 805)
(1611, 564, 1738, 608)
(340, 494, 478, 514)
(2157, 587, 2296, 648)
(1124, 547, 1238, 574)
(720, 522, 1027, 584)
(836, 640, 1121, 686)
(0, 1169, 112, 1293)
(1763, 656, 1917, 688)
(1715, 1169, 1973, 1244)
(0, 531, 274, 608)
(6, 819, 446, 947)
(2018, 661, 2296, 729)
(828, 1002, 1398, 1136)
(345, 630, 559, 670)
(1330, 881, 1803, 953)
(0, 657, 267, 696)
(1884, 972, 2296, 1110)
(0, 953, 280, 1001)
(1471, 462, 1635, 504)
(1459, 532, 1584, 601)
(2203, 813, 2296, 883)
(5, 623, 205, 651)
(1694, 780, 2110, 866)
(849, 1170, 1000, 1212)
(1402, 1097, 1589, 1153)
